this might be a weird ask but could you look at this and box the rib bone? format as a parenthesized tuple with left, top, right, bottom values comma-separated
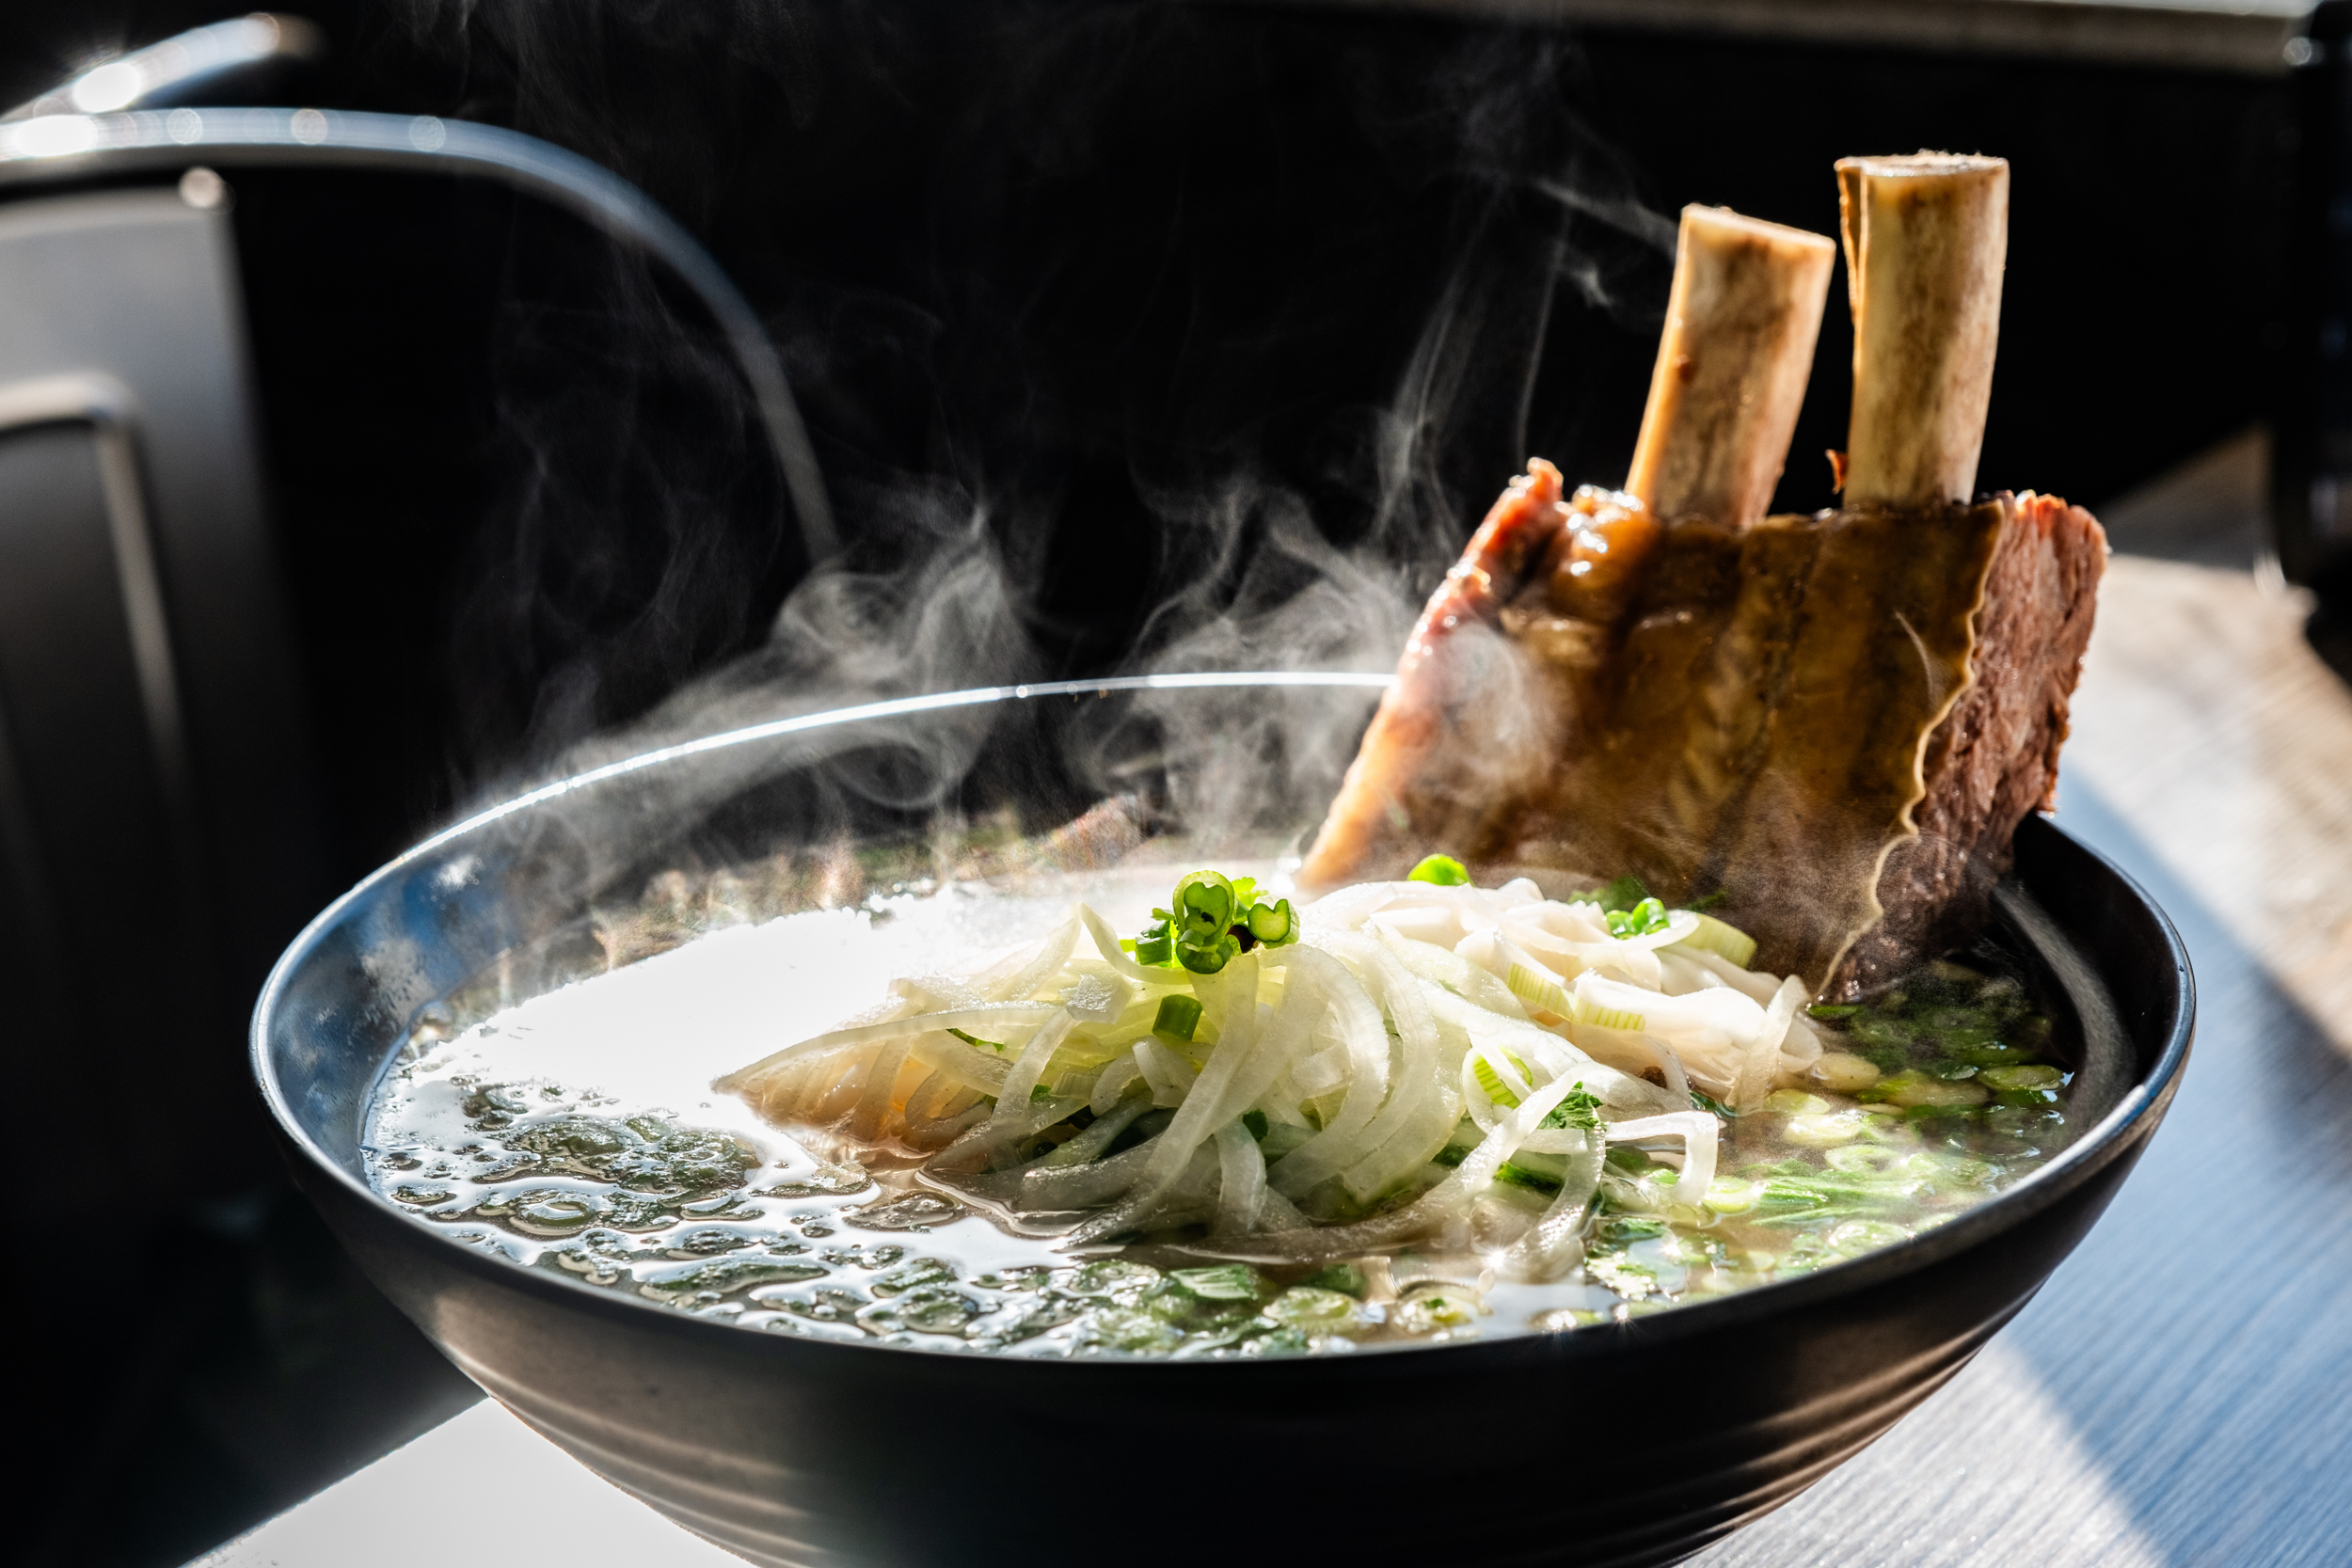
(1624, 205, 1836, 528)
(1837, 153, 2008, 508)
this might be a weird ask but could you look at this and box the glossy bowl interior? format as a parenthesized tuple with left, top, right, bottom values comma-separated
(255, 674, 2194, 1568)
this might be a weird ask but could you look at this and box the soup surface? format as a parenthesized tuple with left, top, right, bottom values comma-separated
(367, 864, 2085, 1357)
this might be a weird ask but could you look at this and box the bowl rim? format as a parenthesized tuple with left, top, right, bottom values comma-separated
(253, 671, 2196, 1375)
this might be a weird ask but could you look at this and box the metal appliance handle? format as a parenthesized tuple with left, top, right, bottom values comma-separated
(0, 106, 838, 565)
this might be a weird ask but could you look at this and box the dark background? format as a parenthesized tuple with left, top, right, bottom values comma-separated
(0, 4, 2298, 1564)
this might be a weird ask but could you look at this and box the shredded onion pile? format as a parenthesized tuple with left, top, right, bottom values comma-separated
(718, 875, 1826, 1280)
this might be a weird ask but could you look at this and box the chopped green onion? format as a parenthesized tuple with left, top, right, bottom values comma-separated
(1241, 1109, 1269, 1141)
(1807, 1003, 1862, 1021)
(1703, 1178, 1758, 1213)
(947, 1027, 1009, 1053)
(1407, 853, 1470, 886)
(1155, 869, 1299, 972)
(1690, 1089, 1736, 1118)
(1132, 913, 1175, 967)
(1978, 1064, 2064, 1092)
(1264, 1287, 1357, 1329)
(1606, 897, 1670, 939)
(1169, 1264, 1262, 1302)
(1030, 1084, 1058, 1103)
(1572, 993, 1645, 1032)
(1170, 871, 1241, 974)
(1472, 1051, 1531, 1106)
(1945, 1041, 2031, 1068)
(1247, 898, 1295, 945)
(1598, 874, 1650, 913)
(1177, 938, 1237, 974)
(1504, 962, 1571, 1019)
(1677, 911, 1757, 967)
(1174, 871, 1236, 936)
(1152, 994, 1203, 1042)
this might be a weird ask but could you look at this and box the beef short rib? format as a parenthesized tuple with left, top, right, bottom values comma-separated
(1299, 470, 2105, 997)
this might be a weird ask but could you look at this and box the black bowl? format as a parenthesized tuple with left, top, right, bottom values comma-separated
(254, 674, 2193, 1568)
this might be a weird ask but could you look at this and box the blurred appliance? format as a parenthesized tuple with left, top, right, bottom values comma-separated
(0, 95, 834, 1220)
(0, 182, 318, 1201)
(2280, 0, 2352, 591)
(0, 28, 837, 1562)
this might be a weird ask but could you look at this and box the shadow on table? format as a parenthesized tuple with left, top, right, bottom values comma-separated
(1995, 784, 2352, 1563)
(23, 1179, 480, 1568)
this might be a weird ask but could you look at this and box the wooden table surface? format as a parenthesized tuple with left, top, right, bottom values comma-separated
(198, 432, 2352, 1568)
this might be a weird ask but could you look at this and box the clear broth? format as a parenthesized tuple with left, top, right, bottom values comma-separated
(366, 863, 2083, 1357)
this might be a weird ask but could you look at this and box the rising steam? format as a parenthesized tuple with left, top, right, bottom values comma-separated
(389, 3, 1674, 830)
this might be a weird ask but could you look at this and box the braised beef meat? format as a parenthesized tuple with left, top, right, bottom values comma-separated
(1300, 480, 2104, 995)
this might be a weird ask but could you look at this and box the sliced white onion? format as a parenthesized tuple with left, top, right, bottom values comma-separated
(1340, 1084, 1462, 1201)
(1057, 965, 1132, 1022)
(1065, 956, 1265, 1243)
(1496, 1129, 1603, 1282)
(1372, 905, 1469, 950)
(1075, 904, 1188, 987)
(1290, 1041, 1349, 1097)
(1022, 1136, 1156, 1209)
(1605, 1110, 1720, 1206)
(718, 1002, 1059, 1088)
(1132, 1037, 1197, 1108)
(984, 915, 1080, 1002)
(1668, 945, 1781, 1005)
(1300, 880, 1407, 933)
(1041, 1095, 1152, 1170)
(725, 871, 1849, 1266)
(1376, 924, 1528, 1022)
(1266, 939, 1394, 1196)
(1089, 1051, 1144, 1115)
(932, 1009, 1079, 1167)
(1501, 904, 1659, 986)
(891, 973, 985, 1011)
(1778, 1016, 1825, 1070)
(848, 1033, 916, 1143)
(1213, 1119, 1267, 1235)
(1733, 975, 1805, 1114)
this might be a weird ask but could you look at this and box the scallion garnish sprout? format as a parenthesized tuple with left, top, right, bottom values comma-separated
(1152, 993, 1203, 1042)
(1407, 853, 1470, 886)
(1605, 896, 1670, 938)
(1131, 869, 1297, 975)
